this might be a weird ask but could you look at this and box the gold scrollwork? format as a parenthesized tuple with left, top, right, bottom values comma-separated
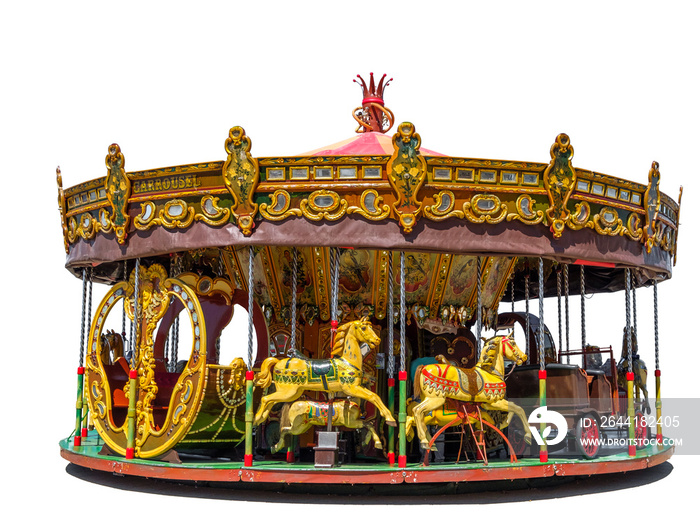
(300, 190, 349, 221)
(423, 190, 464, 221)
(223, 126, 259, 236)
(259, 190, 302, 221)
(348, 189, 391, 220)
(543, 133, 576, 238)
(195, 195, 231, 226)
(134, 201, 158, 230)
(134, 200, 195, 230)
(643, 161, 661, 253)
(462, 194, 508, 224)
(373, 250, 390, 320)
(56, 167, 69, 253)
(506, 194, 545, 225)
(593, 207, 624, 236)
(77, 212, 97, 239)
(105, 143, 131, 245)
(387, 122, 427, 233)
(624, 212, 643, 241)
(566, 201, 593, 230)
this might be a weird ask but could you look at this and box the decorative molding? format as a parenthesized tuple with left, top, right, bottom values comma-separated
(105, 143, 131, 244)
(223, 126, 259, 236)
(543, 134, 576, 238)
(387, 122, 427, 233)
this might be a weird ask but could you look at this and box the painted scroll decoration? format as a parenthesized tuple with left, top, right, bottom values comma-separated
(543, 133, 576, 238)
(643, 161, 661, 253)
(223, 126, 259, 236)
(105, 143, 131, 244)
(387, 122, 427, 233)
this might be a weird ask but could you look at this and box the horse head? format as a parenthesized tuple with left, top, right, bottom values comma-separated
(352, 316, 381, 350)
(499, 332, 527, 365)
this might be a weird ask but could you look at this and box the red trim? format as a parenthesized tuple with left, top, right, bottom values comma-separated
(656, 434, 663, 443)
(398, 455, 406, 468)
(129, 369, 138, 379)
(539, 369, 547, 380)
(330, 320, 339, 329)
(61, 444, 674, 484)
(628, 446, 636, 457)
(655, 369, 661, 377)
(73, 436, 81, 447)
(246, 371, 255, 380)
(77, 366, 85, 375)
(398, 371, 407, 381)
(125, 448, 134, 459)
(81, 428, 88, 438)
(626, 372, 635, 381)
(573, 259, 616, 269)
(286, 451, 295, 463)
(362, 97, 384, 106)
(387, 378, 395, 387)
(244, 454, 253, 467)
(387, 452, 395, 466)
(539, 451, 548, 463)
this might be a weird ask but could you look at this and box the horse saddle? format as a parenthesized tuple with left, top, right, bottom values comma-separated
(457, 368, 484, 397)
(310, 360, 335, 377)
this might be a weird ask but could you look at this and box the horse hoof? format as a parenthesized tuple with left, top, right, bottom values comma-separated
(375, 443, 383, 450)
(386, 420, 397, 427)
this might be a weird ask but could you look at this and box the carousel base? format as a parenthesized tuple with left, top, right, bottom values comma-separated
(60, 431, 673, 490)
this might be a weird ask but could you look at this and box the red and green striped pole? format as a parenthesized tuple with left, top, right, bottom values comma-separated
(538, 258, 548, 463)
(74, 268, 88, 447)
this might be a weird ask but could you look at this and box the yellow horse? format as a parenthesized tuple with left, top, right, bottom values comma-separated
(271, 398, 382, 454)
(254, 317, 396, 427)
(412, 333, 530, 451)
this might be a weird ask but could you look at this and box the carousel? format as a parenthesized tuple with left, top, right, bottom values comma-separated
(58, 74, 681, 487)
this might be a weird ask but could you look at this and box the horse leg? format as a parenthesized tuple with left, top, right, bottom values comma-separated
(253, 386, 303, 426)
(341, 385, 397, 426)
(412, 395, 445, 451)
(483, 399, 532, 445)
(363, 422, 383, 449)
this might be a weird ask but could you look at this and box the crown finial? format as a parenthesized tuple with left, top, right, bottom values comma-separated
(352, 73, 395, 133)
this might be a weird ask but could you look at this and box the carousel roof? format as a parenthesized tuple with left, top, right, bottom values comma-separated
(299, 131, 445, 157)
(56, 74, 682, 310)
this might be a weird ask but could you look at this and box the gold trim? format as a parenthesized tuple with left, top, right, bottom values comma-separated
(105, 143, 131, 245)
(195, 195, 231, 226)
(428, 254, 453, 318)
(462, 194, 508, 224)
(300, 190, 349, 221)
(260, 190, 302, 221)
(506, 194, 544, 225)
(223, 126, 260, 236)
(543, 133, 576, 238)
(387, 122, 427, 233)
(347, 189, 391, 220)
(373, 250, 390, 320)
(312, 246, 331, 322)
(423, 190, 464, 221)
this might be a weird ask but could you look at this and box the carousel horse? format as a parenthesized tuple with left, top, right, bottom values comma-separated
(618, 328, 650, 413)
(254, 317, 396, 427)
(411, 333, 531, 451)
(100, 330, 124, 365)
(271, 398, 383, 454)
(404, 395, 498, 442)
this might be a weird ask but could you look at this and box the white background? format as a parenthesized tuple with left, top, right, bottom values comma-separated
(2, 1, 698, 511)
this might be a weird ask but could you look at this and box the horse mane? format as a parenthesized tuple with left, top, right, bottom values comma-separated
(476, 337, 499, 371)
(330, 323, 351, 357)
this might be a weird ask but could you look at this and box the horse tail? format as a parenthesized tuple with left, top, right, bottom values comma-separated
(413, 365, 425, 398)
(255, 357, 279, 388)
(279, 402, 292, 429)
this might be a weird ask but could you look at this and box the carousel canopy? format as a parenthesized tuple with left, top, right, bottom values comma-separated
(57, 75, 681, 308)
